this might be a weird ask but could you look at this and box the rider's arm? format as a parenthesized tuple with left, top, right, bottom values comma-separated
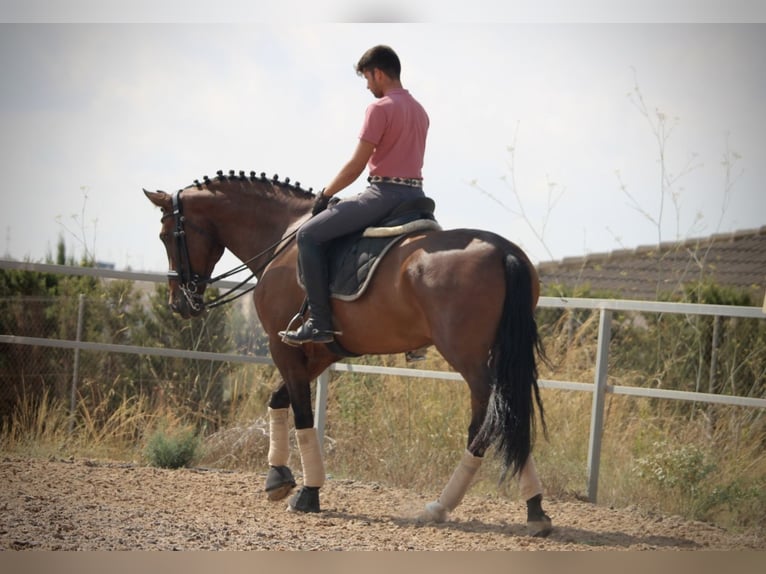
(322, 139, 375, 198)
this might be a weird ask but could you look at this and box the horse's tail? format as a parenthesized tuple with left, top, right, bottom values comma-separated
(474, 251, 547, 481)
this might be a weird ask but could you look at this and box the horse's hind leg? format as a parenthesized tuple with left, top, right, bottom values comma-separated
(520, 455, 552, 537)
(264, 383, 297, 501)
(419, 449, 483, 522)
(417, 368, 552, 536)
(419, 434, 552, 536)
(418, 371, 490, 523)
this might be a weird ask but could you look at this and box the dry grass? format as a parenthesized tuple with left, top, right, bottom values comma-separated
(1, 342, 763, 535)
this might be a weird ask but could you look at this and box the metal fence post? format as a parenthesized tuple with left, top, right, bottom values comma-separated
(68, 293, 86, 434)
(587, 307, 612, 502)
(314, 370, 330, 453)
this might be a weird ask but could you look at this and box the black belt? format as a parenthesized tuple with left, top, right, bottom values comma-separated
(368, 175, 423, 188)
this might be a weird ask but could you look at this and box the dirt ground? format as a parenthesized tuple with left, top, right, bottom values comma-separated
(1, 455, 763, 551)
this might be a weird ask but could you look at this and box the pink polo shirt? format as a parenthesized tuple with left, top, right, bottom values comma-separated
(359, 88, 429, 179)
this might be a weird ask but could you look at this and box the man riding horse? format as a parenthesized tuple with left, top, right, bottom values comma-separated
(145, 44, 552, 536)
(280, 45, 430, 346)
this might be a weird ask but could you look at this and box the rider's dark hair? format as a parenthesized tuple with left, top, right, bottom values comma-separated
(356, 45, 401, 80)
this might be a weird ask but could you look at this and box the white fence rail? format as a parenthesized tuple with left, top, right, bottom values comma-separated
(2, 259, 765, 502)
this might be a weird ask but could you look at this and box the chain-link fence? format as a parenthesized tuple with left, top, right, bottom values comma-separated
(0, 274, 270, 430)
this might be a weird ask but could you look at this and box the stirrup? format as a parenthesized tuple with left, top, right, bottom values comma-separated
(279, 318, 340, 347)
(279, 308, 305, 338)
(278, 308, 309, 346)
(405, 346, 430, 362)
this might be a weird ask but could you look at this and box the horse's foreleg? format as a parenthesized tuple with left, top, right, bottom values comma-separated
(265, 407, 297, 500)
(519, 455, 552, 537)
(265, 384, 296, 501)
(287, 426, 326, 513)
(285, 379, 325, 513)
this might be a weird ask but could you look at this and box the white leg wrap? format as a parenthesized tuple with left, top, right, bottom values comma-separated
(518, 454, 543, 501)
(267, 407, 290, 467)
(438, 449, 482, 510)
(422, 450, 482, 522)
(296, 427, 325, 488)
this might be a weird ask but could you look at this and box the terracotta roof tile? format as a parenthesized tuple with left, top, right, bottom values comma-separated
(537, 226, 766, 302)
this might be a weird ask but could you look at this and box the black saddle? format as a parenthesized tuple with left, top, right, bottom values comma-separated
(297, 196, 439, 302)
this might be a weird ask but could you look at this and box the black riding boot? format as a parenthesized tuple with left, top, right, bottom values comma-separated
(281, 240, 337, 346)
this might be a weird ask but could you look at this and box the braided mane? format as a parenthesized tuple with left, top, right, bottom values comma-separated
(183, 169, 317, 201)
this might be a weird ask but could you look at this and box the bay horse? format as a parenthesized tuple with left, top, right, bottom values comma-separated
(144, 170, 552, 536)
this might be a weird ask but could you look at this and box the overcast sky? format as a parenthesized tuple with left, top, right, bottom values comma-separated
(1, 4, 764, 279)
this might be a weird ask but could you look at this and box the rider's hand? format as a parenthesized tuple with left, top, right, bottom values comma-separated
(312, 189, 330, 216)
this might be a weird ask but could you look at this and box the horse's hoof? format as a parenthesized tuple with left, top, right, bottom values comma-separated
(527, 514, 553, 537)
(265, 465, 296, 501)
(525, 494, 552, 537)
(287, 486, 321, 513)
(416, 500, 448, 523)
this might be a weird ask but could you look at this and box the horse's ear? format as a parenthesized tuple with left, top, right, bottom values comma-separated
(144, 189, 171, 209)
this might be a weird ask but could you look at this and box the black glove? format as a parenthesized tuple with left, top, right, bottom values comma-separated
(312, 190, 330, 216)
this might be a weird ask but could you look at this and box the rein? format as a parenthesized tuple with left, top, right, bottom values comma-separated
(165, 189, 298, 311)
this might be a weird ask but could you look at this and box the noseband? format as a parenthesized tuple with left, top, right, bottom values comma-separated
(164, 190, 210, 313)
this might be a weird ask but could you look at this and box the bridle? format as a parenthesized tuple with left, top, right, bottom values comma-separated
(163, 189, 298, 312)
(163, 190, 203, 312)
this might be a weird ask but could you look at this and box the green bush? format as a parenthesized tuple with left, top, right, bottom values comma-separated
(144, 425, 202, 469)
(633, 440, 715, 494)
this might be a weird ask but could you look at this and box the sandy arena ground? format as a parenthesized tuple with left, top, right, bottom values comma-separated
(1, 456, 763, 551)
